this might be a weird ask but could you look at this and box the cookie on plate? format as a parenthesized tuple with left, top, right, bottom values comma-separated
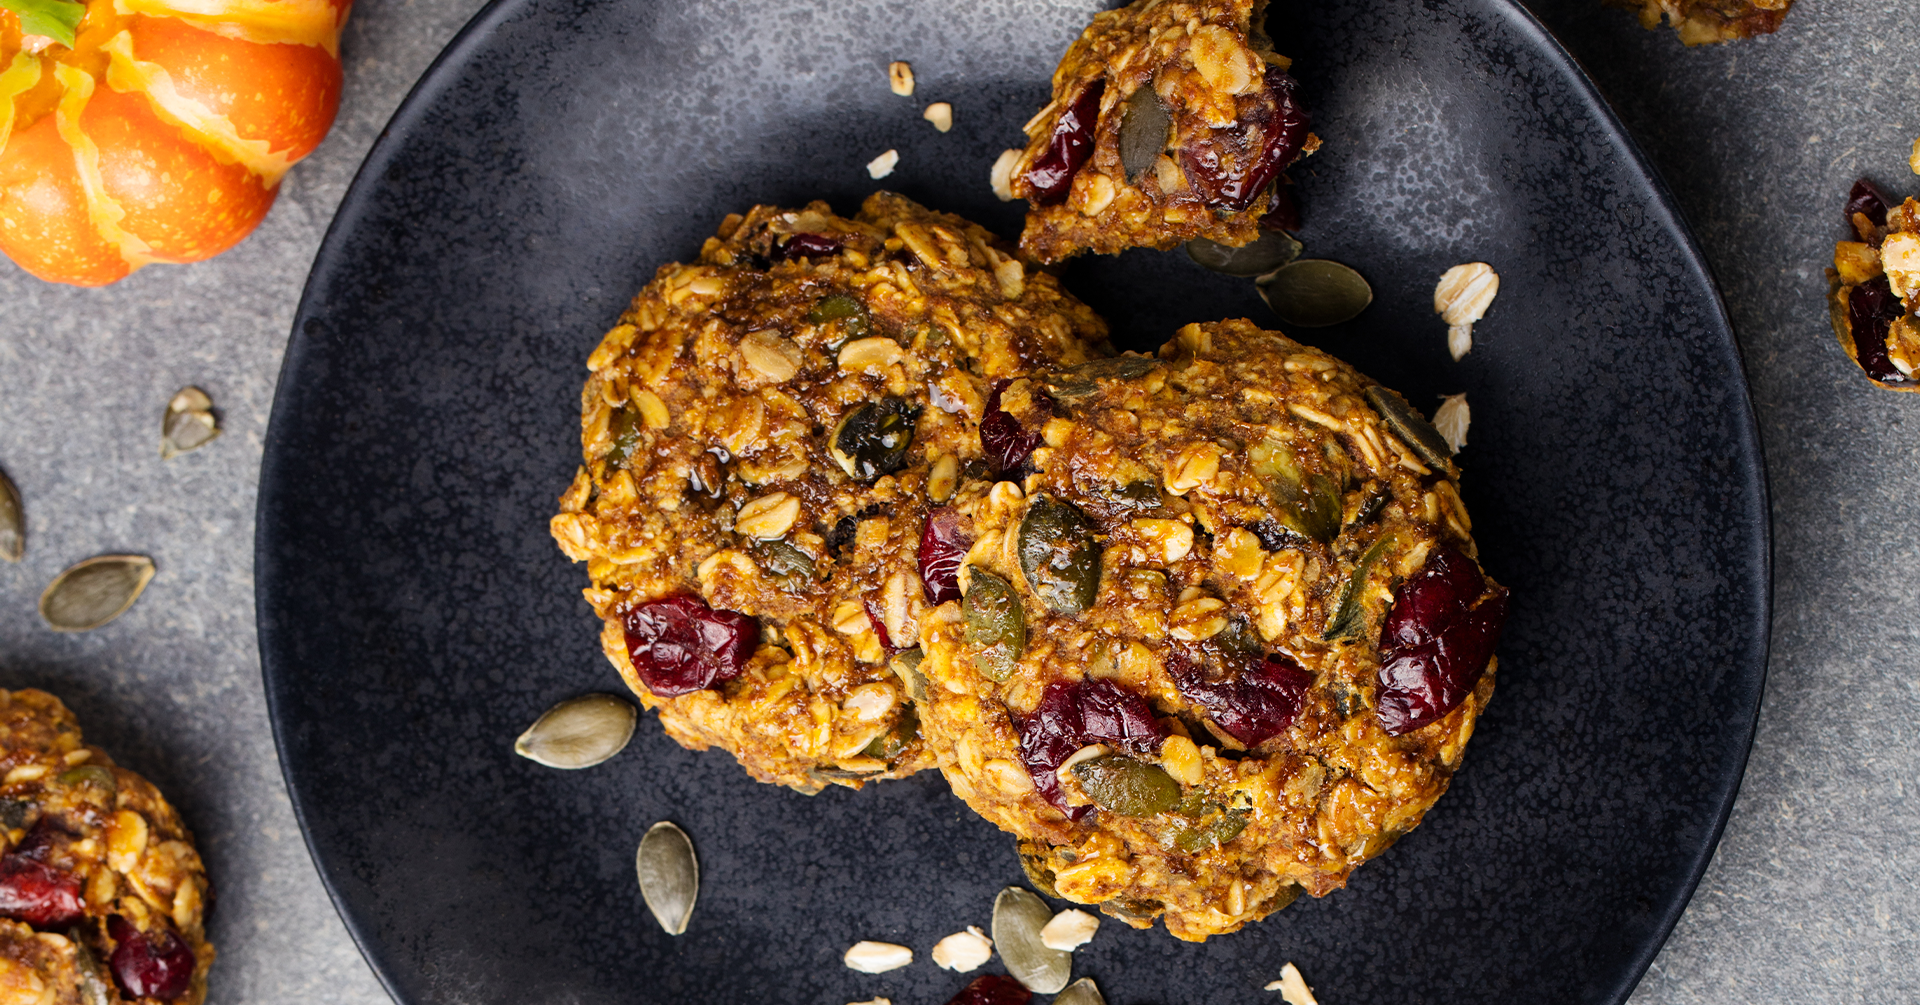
(551, 192, 1110, 792)
(998, 0, 1317, 263)
(0, 688, 212, 1004)
(1828, 179, 1920, 390)
(913, 320, 1507, 940)
(1605, 0, 1792, 44)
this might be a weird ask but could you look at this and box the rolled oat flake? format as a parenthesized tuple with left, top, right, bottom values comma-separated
(160, 386, 221, 459)
(513, 693, 637, 769)
(39, 555, 154, 632)
(991, 886, 1071, 993)
(637, 821, 698, 935)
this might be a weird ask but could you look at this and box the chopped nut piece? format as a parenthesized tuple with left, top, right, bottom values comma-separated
(868, 149, 900, 180)
(1038, 908, 1099, 951)
(843, 940, 913, 973)
(931, 925, 993, 971)
(1432, 393, 1469, 453)
(1434, 263, 1499, 361)
(888, 61, 915, 96)
(1264, 962, 1318, 1005)
(924, 102, 954, 132)
(990, 149, 1022, 202)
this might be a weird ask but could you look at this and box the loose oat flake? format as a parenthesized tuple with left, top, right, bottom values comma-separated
(889, 61, 915, 96)
(868, 149, 900, 180)
(1038, 908, 1098, 951)
(990, 149, 1022, 202)
(160, 386, 220, 459)
(931, 926, 993, 972)
(636, 821, 698, 935)
(1263, 962, 1318, 1005)
(1433, 263, 1500, 361)
(843, 941, 913, 973)
(924, 102, 953, 133)
(1432, 393, 1470, 453)
(0, 467, 21, 562)
(513, 693, 636, 769)
(39, 555, 154, 632)
(991, 887, 1070, 993)
(1054, 977, 1105, 1005)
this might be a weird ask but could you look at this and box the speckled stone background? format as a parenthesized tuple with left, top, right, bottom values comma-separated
(0, 0, 1908, 1002)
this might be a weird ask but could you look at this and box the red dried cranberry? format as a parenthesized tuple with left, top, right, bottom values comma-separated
(108, 915, 195, 1001)
(1376, 545, 1509, 735)
(1171, 652, 1314, 747)
(1180, 68, 1311, 213)
(1259, 183, 1300, 232)
(943, 974, 1032, 1005)
(1846, 178, 1894, 229)
(863, 598, 899, 651)
(1017, 678, 1165, 818)
(1025, 81, 1106, 206)
(622, 595, 757, 697)
(768, 233, 842, 261)
(981, 380, 1043, 478)
(0, 824, 82, 928)
(919, 507, 970, 605)
(1848, 276, 1915, 386)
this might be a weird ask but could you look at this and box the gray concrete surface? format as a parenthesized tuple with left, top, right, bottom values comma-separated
(0, 0, 1908, 1002)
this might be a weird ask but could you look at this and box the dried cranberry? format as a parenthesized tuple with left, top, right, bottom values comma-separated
(108, 915, 195, 1001)
(919, 507, 969, 605)
(1259, 183, 1300, 232)
(1025, 80, 1106, 206)
(1180, 68, 1311, 213)
(943, 974, 1032, 1005)
(1846, 178, 1894, 229)
(0, 824, 82, 928)
(768, 233, 841, 261)
(1848, 276, 1915, 386)
(1017, 678, 1165, 818)
(1171, 652, 1314, 747)
(1376, 545, 1509, 735)
(622, 595, 757, 697)
(981, 380, 1043, 478)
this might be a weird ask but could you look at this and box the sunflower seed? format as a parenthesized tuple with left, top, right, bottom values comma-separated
(160, 386, 220, 459)
(0, 467, 21, 562)
(637, 821, 698, 935)
(39, 555, 154, 632)
(843, 941, 913, 973)
(1256, 260, 1372, 327)
(513, 693, 637, 769)
(1055, 977, 1106, 1005)
(992, 887, 1070, 993)
(1186, 231, 1301, 277)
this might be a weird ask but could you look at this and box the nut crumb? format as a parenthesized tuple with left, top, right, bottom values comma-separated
(1039, 908, 1099, 950)
(1263, 962, 1318, 1005)
(843, 941, 913, 973)
(931, 925, 993, 971)
(1432, 393, 1469, 453)
(924, 101, 953, 132)
(1433, 262, 1500, 360)
(889, 61, 915, 96)
(868, 149, 900, 180)
(990, 149, 1022, 201)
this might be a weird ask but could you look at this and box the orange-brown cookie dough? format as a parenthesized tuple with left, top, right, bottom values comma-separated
(1606, 0, 1793, 43)
(913, 321, 1506, 940)
(551, 193, 1110, 792)
(1829, 179, 1920, 390)
(0, 689, 212, 1004)
(1002, 0, 1317, 263)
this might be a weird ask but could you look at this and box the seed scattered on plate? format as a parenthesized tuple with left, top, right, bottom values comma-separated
(1037, 908, 1098, 951)
(39, 555, 154, 632)
(1054, 977, 1105, 1005)
(1187, 231, 1300, 277)
(990, 887, 1070, 993)
(1256, 259, 1373, 328)
(924, 102, 954, 132)
(931, 925, 993, 972)
(889, 61, 915, 96)
(1432, 393, 1470, 453)
(868, 149, 900, 180)
(637, 821, 698, 935)
(513, 693, 636, 769)
(843, 940, 913, 973)
(160, 386, 221, 459)
(1433, 262, 1500, 361)
(1263, 962, 1318, 1005)
(0, 467, 22, 562)
(990, 149, 1022, 201)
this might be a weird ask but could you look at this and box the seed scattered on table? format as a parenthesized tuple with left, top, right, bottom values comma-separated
(931, 925, 993, 972)
(991, 886, 1070, 993)
(161, 386, 221, 459)
(513, 693, 636, 769)
(1257, 259, 1372, 328)
(39, 555, 154, 632)
(1038, 908, 1098, 951)
(1053, 977, 1105, 1005)
(637, 821, 698, 935)
(1264, 962, 1318, 1005)
(924, 102, 953, 132)
(889, 61, 915, 96)
(1433, 263, 1500, 360)
(844, 940, 913, 973)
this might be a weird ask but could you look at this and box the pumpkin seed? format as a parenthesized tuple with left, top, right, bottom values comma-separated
(860, 704, 920, 761)
(513, 693, 637, 769)
(829, 398, 919, 481)
(1055, 978, 1106, 1005)
(1256, 259, 1373, 327)
(992, 887, 1071, 994)
(0, 467, 21, 562)
(637, 821, 698, 935)
(890, 647, 928, 703)
(1118, 83, 1171, 183)
(0, 800, 29, 830)
(750, 539, 816, 592)
(1364, 386, 1452, 467)
(1039, 356, 1160, 402)
(1018, 496, 1101, 615)
(1071, 755, 1180, 817)
(1250, 441, 1340, 544)
(1323, 535, 1394, 640)
(806, 293, 875, 340)
(160, 386, 220, 459)
(1016, 840, 1060, 899)
(1186, 230, 1302, 277)
(56, 764, 115, 790)
(963, 570, 1026, 681)
(39, 555, 154, 632)
(1173, 808, 1249, 853)
(604, 406, 643, 469)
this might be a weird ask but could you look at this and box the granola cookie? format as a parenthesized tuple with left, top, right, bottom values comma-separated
(1828, 179, 1920, 391)
(1605, 0, 1793, 44)
(0, 689, 212, 1004)
(551, 193, 1110, 793)
(1000, 0, 1317, 263)
(912, 320, 1507, 941)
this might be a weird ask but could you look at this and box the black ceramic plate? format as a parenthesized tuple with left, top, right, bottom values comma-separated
(257, 0, 1769, 1002)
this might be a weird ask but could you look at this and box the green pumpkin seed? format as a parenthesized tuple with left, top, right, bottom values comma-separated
(1251, 440, 1340, 544)
(963, 570, 1026, 681)
(1350, 485, 1390, 528)
(1071, 755, 1180, 817)
(751, 539, 816, 592)
(1016, 840, 1061, 899)
(39, 555, 154, 632)
(160, 386, 220, 460)
(637, 821, 698, 936)
(1173, 808, 1249, 854)
(56, 765, 116, 796)
(992, 887, 1071, 994)
(890, 647, 928, 703)
(1018, 496, 1102, 615)
(1323, 535, 1394, 640)
(1186, 230, 1302, 277)
(1364, 386, 1452, 467)
(604, 406, 643, 469)
(1039, 356, 1160, 402)
(861, 704, 920, 762)
(514, 693, 637, 769)
(1055, 978, 1107, 1005)
(0, 800, 29, 830)
(0, 467, 21, 562)
(1256, 259, 1373, 327)
(1118, 83, 1171, 182)
(805, 293, 875, 341)
(829, 397, 919, 481)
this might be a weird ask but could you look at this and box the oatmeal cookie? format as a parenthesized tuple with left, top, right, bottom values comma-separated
(1605, 0, 1793, 43)
(1828, 179, 1920, 391)
(551, 193, 1110, 793)
(0, 689, 212, 1004)
(912, 320, 1507, 941)
(1001, 0, 1317, 263)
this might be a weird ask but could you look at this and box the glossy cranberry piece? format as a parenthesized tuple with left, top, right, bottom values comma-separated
(1376, 545, 1509, 735)
(944, 974, 1032, 1005)
(1180, 68, 1311, 213)
(1848, 276, 1915, 386)
(1171, 652, 1314, 747)
(1018, 679, 1165, 818)
(1025, 80, 1106, 206)
(108, 915, 195, 1001)
(919, 507, 969, 605)
(1846, 178, 1894, 229)
(0, 824, 82, 928)
(622, 595, 757, 697)
(981, 381, 1043, 478)
(768, 233, 842, 261)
